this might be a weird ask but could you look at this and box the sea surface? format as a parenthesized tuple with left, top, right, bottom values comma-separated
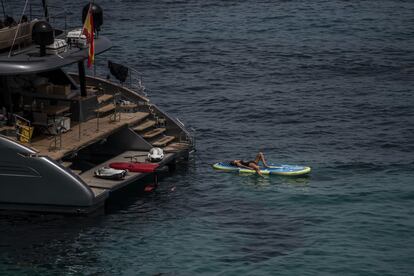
(1, 0, 414, 275)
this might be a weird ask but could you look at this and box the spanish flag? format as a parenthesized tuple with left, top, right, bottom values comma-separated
(82, 4, 94, 68)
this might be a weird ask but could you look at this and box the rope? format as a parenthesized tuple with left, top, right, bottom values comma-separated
(8, 0, 30, 57)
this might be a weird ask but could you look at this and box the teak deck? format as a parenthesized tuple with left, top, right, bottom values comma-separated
(29, 111, 150, 160)
(79, 150, 175, 191)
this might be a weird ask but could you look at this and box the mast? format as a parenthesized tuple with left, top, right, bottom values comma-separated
(41, 0, 49, 21)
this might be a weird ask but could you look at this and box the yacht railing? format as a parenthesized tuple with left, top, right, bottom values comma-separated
(28, 3, 68, 32)
(126, 66, 147, 98)
(49, 122, 63, 151)
(107, 63, 148, 98)
(189, 127, 196, 150)
(176, 117, 196, 149)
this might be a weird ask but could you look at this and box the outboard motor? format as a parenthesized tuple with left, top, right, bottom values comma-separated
(32, 21, 54, 56)
(82, 3, 103, 32)
(148, 148, 164, 162)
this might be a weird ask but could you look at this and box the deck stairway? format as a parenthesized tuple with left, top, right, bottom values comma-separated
(163, 142, 192, 153)
(95, 93, 116, 118)
(61, 161, 72, 168)
(133, 118, 176, 148)
(152, 135, 175, 147)
(84, 85, 191, 151)
(95, 103, 115, 115)
(87, 83, 179, 149)
(143, 127, 166, 139)
(97, 94, 114, 104)
(133, 120, 156, 132)
(84, 82, 179, 149)
(129, 102, 176, 149)
(119, 103, 138, 113)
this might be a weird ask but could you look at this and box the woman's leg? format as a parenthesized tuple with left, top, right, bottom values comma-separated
(249, 163, 264, 177)
(254, 152, 269, 168)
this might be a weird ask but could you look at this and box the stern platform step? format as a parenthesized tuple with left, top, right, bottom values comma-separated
(133, 120, 156, 132)
(143, 128, 166, 139)
(152, 135, 175, 147)
(61, 161, 72, 168)
(71, 169, 82, 175)
(163, 142, 191, 152)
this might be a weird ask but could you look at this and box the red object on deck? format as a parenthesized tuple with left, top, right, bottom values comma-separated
(109, 162, 159, 173)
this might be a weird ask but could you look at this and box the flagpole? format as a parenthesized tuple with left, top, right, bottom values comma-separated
(82, 2, 95, 69)
(90, 1, 96, 76)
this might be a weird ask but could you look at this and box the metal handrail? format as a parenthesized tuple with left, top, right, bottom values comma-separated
(176, 117, 196, 149)
(128, 67, 147, 97)
(28, 3, 68, 32)
(109, 64, 148, 98)
(49, 117, 64, 151)
(109, 92, 122, 122)
(188, 127, 197, 149)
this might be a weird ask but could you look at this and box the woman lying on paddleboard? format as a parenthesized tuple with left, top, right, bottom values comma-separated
(230, 152, 270, 177)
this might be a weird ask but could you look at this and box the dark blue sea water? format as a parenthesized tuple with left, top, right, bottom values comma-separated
(1, 0, 414, 275)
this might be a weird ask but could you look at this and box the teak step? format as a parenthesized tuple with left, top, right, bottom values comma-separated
(71, 169, 82, 175)
(95, 103, 115, 114)
(61, 161, 72, 168)
(119, 103, 138, 110)
(168, 142, 190, 149)
(152, 135, 175, 147)
(143, 128, 166, 139)
(97, 94, 113, 104)
(86, 85, 98, 93)
(164, 142, 190, 153)
(133, 120, 156, 132)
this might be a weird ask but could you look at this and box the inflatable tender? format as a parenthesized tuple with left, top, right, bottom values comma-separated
(212, 161, 311, 176)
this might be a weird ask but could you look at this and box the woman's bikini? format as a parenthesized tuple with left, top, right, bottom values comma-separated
(231, 160, 257, 167)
